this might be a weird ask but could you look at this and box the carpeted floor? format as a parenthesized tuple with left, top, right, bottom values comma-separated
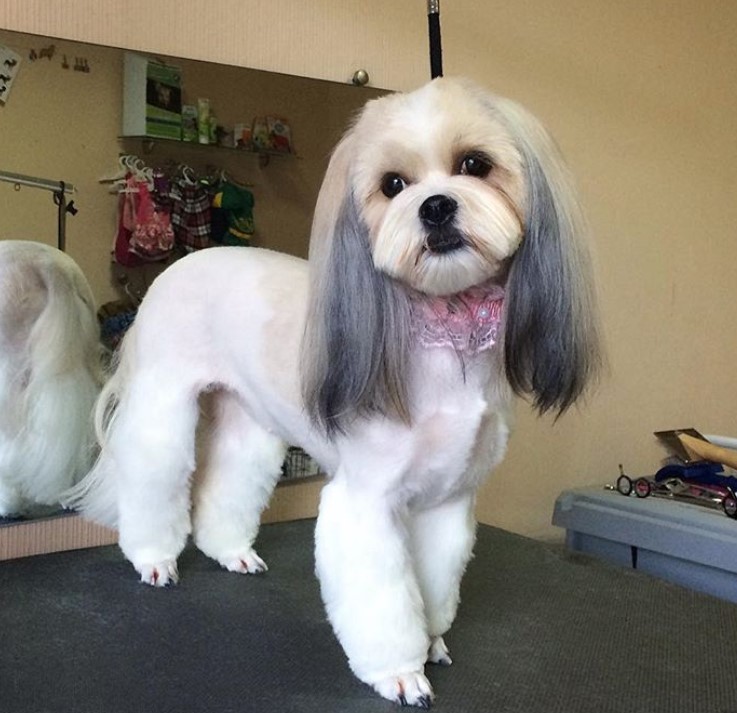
(2, 519, 737, 713)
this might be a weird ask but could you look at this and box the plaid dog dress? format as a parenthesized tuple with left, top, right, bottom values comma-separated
(170, 179, 212, 251)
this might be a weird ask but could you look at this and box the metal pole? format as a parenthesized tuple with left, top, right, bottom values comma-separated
(427, 0, 443, 79)
(0, 169, 75, 194)
(55, 182, 67, 252)
(53, 181, 78, 253)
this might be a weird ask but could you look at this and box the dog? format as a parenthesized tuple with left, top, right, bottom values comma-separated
(0, 240, 103, 516)
(65, 77, 600, 707)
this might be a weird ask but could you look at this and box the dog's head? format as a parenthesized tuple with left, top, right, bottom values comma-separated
(303, 77, 600, 435)
(347, 78, 525, 296)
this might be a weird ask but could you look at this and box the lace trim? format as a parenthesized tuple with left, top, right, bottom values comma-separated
(411, 285, 504, 355)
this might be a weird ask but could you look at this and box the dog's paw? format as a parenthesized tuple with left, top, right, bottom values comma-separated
(373, 671, 434, 708)
(138, 559, 179, 587)
(220, 549, 268, 575)
(427, 636, 452, 666)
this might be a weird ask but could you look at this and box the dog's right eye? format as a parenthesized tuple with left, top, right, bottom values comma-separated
(381, 173, 406, 198)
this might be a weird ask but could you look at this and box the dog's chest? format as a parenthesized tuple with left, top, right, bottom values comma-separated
(332, 350, 509, 503)
(404, 386, 500, 498)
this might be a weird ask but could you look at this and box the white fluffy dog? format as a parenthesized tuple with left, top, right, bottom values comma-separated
(0, 240, 103, 516)
(66, 78, 599, 707)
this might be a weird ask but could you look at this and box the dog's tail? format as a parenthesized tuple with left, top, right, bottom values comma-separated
(1, 251, 104, 506)
(61, 323, 137, 526)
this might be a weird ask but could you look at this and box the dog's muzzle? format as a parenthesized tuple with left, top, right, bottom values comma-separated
(420, 194, 464, 254)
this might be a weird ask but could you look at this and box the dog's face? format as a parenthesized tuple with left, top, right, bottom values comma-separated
(349, 78, 526, 296)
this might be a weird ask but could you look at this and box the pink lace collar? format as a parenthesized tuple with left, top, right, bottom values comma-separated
(410, 284, 504, 355)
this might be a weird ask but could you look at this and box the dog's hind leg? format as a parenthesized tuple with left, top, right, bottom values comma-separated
(114, 373, 201, 586)
(191, 389, 286, 574)
(0, 478, 28, 517)
(0, 354, 28, 516)
(407, 492, 477, 667)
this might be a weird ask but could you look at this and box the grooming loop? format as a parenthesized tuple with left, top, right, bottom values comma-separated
(427, 0, 443, 79)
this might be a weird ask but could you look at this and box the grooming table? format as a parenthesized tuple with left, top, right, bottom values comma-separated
(2, 519, 737, 713)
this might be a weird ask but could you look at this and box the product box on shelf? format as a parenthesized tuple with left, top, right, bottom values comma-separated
(122, 52, 182, 140)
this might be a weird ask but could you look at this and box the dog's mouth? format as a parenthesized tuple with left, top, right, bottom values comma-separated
(422, 227, 467, 255)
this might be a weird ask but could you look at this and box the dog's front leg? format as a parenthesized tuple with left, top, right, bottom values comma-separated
(408, 492, 477, 667)
(315, 477, 434, 708)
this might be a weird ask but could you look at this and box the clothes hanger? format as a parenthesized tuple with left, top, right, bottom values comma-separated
(180, 165, 197, 186)
(98, 154, 135, 184)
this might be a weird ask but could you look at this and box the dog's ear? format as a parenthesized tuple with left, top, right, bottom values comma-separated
(497, 100, 601, 415)
(301, 132, 412, 437)
(306, 133, 355, 274)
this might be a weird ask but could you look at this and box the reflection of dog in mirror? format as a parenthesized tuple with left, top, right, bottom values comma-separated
(66, 78, 600, 707)
(0, 241, 103, 516)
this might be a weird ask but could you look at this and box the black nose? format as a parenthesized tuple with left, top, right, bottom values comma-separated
(419, 195, 458, 227)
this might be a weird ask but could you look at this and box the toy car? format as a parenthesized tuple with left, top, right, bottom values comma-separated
(613, 428, 737, 520)
(616, 468, 737, 520)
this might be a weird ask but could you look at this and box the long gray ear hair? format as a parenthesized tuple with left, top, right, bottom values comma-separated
(494, 98, 601, 414)
(301, 132, 413, 437)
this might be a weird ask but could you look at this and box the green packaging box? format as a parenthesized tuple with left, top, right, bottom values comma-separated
(122, 52, 182, 140)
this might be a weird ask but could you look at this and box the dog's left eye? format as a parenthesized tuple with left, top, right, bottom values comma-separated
(459, 153, 493, 178)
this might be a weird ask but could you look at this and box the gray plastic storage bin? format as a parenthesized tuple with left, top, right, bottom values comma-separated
(552, 486, 737, 602)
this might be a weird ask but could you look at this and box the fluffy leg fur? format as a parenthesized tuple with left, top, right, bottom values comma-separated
(315, 477, 434, 708)
(192, 390, 286, 574)
(408, 493, 477, 666)
(0, 477, 27, 516)
(114, 368, 201, 586)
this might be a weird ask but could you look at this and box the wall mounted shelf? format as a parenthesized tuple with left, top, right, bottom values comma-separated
(118, 135, 298, 167)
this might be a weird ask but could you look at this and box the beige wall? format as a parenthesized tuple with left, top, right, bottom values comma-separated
(2, 2, 736, 540)
(441, 1, 737, 538)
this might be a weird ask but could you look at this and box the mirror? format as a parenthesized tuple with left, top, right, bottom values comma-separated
(0, 28, 386, 545)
